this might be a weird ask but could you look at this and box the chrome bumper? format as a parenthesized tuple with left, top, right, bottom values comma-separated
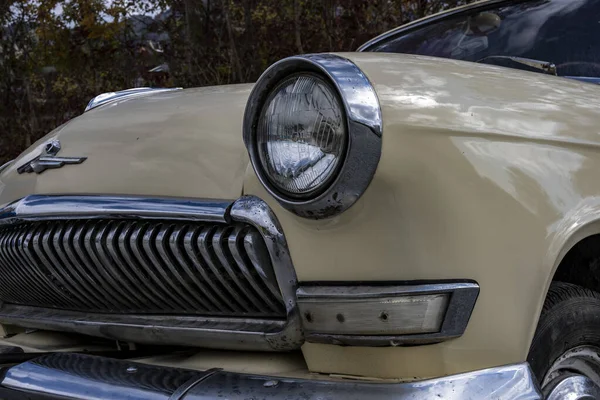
(0, 353, 542, 400)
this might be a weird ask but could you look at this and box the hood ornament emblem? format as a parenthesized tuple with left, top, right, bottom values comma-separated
(17, 140, 87, 174)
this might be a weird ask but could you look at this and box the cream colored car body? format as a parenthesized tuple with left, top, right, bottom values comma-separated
(2, 51, 600, 380)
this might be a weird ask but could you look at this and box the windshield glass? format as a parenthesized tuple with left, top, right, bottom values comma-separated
(368, 0, 600, 78)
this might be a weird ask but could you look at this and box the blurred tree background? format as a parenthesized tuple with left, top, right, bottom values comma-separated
(0, 0, 472, 164)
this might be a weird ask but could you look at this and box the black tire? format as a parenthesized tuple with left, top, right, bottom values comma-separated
(528, 281, 600, 384)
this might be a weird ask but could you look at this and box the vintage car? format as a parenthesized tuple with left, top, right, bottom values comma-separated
(1, 0, 600, 398)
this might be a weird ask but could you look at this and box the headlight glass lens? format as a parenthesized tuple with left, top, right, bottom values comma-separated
(257, 74, 347, 198)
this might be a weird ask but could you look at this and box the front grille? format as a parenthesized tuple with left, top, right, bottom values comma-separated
(0, 220, 285, 318)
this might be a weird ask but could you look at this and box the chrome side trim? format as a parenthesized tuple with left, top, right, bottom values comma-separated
(0, 353, 543, 400)
(0, 195, 303, 351)
(84, 87, 183, 112)
(0, 195, 231, 225)
(357, 0, 515, 52)
(243, 54, 382, 219)
(297, 282, 479, 346)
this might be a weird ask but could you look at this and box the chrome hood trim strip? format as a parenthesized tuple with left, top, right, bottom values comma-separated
(0, 195, 232, 225)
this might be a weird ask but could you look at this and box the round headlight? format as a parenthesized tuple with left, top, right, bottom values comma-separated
(256, 74, 347, 199)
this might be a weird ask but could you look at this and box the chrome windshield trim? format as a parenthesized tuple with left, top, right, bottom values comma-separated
(0, 195, 232, 225)
(84, 87, 183, 112)
(0, 353, 542, 400)
(357, 0, 518, 52)
(0, 195, 303, 351)
(243, 54, 382, 219)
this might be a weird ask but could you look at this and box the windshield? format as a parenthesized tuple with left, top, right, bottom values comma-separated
(367, 0, 600, 79)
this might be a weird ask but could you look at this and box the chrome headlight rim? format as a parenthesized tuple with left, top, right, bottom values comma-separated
(244, 54, 382, 219)
(255, 71, 349, 201)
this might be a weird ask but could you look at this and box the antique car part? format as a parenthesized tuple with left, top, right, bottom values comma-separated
(0, 353, 541, 400)
(3, 0, 600, 398)
(16, 140, 87, 174)
(84, 87, 182, 112)
(297, 283, 479, 346)
(0, 195, 301, 351)
(243, 54, 382, 219)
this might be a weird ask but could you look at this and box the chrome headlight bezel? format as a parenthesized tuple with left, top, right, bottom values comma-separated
(243, 54, 382, 219)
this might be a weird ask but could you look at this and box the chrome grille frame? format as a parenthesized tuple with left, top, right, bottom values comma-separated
(0, 195, 303, 351)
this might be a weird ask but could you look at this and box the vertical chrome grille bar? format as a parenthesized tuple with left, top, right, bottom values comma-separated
(21, 225, 76, 307)
(243, 231, 284, 304)
(197, 226, 251, 313)
(166, 226, 224, 312)
(106, 221, 166, 311)
(227, 226, 282, 313)
(13, 226, 63, 306)
(212, 228, 264, 313)
(63, 222, 121, 310)
(128, 224, 184, 310)
(41, 224, 96, 309)
(0, 228, 38, 304)
(93, 223, 152, 309)
(83, 222, 136, 309)
(154, 225, 210, 312)
(58, 222, 120, 310)
(73, 223, 127, 309)
(141, 224, 197, 310)
(16, 227, 60, 306)
(183, 227, 239, 313)
(29, 225, 73, 305)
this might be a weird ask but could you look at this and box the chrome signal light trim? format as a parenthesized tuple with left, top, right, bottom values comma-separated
(297, 282, 479, 346)
(243, 54, 383, 219)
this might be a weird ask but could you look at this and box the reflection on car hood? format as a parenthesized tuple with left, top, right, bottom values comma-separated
(0, 84, 254, 206)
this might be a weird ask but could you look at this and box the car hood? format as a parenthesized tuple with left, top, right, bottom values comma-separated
(0, 84, 253, 206)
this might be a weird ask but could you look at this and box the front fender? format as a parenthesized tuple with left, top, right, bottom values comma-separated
(243, 52, 600, 379)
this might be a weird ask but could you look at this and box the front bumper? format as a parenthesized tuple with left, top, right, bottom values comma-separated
(0, 353, 542, 400)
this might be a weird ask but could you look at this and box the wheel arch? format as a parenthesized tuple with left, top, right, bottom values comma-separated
(529, 199, 600, 350)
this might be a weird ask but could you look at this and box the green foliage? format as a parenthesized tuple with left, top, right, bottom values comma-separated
(0, 0, 473, 164)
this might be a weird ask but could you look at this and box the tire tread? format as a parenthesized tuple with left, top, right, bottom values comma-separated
(542, 281, 600, 314)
